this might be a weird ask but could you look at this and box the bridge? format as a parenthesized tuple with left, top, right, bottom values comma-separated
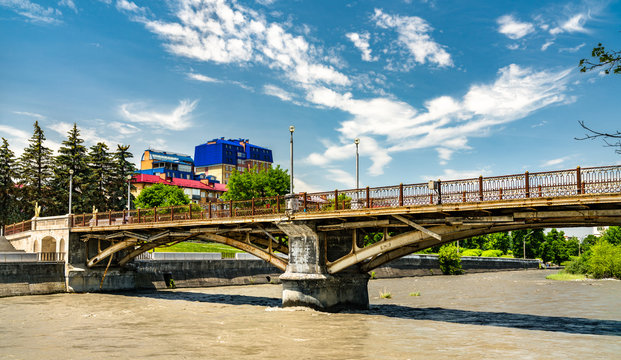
(4, 165, 621, 311)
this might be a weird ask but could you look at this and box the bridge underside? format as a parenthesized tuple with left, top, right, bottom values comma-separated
(73, 194, 621, 311)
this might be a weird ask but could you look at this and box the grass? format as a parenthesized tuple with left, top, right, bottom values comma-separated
(379, 288, 392, 299)
(409, 291, 421, 297)
(154, 241, 242, 253)
(546, 272, 587, 281)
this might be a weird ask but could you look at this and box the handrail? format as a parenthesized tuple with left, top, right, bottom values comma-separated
(4, 164, 621, 234)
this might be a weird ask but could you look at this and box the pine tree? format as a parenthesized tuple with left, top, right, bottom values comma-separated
(87, 142, 114, 211)
(51, 123, 90, 215)
(111, 145, 137, 210)
(17, 121, 54, 217)
(0, 138, 20, 226)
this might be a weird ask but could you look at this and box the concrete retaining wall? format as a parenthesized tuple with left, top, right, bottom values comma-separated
(2, 254, 541, 296)
(0, 262, 65, 297)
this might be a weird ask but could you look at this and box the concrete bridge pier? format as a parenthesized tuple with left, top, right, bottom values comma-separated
(278, 222, 369, 311)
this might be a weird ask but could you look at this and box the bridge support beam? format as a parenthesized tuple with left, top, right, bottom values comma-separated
(278, 222, 369, 311)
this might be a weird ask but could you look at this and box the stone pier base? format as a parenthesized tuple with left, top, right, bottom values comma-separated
(280, 272, 369, 312)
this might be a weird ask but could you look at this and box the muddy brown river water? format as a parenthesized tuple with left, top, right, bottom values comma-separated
(0, 270, 619, 359)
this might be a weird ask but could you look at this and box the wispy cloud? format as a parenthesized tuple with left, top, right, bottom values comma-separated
(119, 99, 198, 131)
(263, 84, 293, 101)
(187, 72, 221, 83)
(541, 156, 571, 168)
(422, 167, 493, 182)
(346, 32, 376, 62)
(307, 64, 572, 175)
(13, 111, 46, 120)
(0, 0, 63, 24)
(497, 15, 535, 40)
(48, 121, 116, 147)
(550, 13, 589, 35)
(372, 8, 452, 68)
(58, 0, 76, 13)
(559, 42, 585, 53)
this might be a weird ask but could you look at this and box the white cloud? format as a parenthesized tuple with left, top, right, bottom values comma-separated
(0, 125, 30, 156)
(58, 0, 76, 13)
(559, 42, 585, 53)
(372, 8, 452, 68)
(346, 32, 376, 62)
(541, 40, 554, 51)
(307, 64, 572, 175)
(0, 0, 63, 24)
(326, 168, 356, 188)
(137, 0, 349, 87)
(550, 13, 589, 35)
(48, 122, 116, 148)
(541, 157, 570, 167)
(110, 121, 140, 135)
(119, 99, 198, 131)
(497, 15, 535, 40)
(115, 0, 145, 15)
(187, 72, 221, 83)
(293, 175, 322, 193)
(422, 168, 492, 182)
(263, 84, 293, 101)
(13, 111, 46, 120)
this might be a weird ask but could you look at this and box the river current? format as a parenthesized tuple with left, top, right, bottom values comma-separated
(1, 270, 619, 359)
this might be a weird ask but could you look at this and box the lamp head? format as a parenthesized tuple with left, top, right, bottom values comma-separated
(69, 169, 74, 175)
(127, 174, 133, 180)
(354, 138, 360, 145)
(289, 125, 295, 133)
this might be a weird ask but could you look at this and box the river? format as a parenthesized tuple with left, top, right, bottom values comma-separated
(0, 270, 619, 359)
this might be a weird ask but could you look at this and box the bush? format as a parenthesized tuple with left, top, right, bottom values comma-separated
(461, 249, 482, 257)
(564, 254, 590, 275)
(588, 241, 621, 279)
(481, 249, 503, 257)
(438, 244, 462, 275)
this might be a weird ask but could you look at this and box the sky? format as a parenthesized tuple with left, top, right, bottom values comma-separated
(1, 0, 620, 195)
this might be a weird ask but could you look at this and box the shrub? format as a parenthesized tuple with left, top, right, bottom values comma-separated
(438, 244, 462, 275)
(565, 254, 590, 275)
(481, 249, 503, 257)
(379, 288, 391, 299)
(461, 249, 482, 257)
(588, 241, 621, 279)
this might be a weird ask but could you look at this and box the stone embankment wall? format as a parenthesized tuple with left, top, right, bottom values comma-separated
(1, 254, 540, 296)
(0, 262, 65, 297)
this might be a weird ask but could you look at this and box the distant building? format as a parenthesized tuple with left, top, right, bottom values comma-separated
(131, 173, 226, 204)
(194, 138, 273, 184)
(138, 149, 198, 180)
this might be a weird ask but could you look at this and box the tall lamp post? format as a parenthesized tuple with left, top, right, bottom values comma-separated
(126, 174, 132, 210)
(68, 169, 74, 215)
(354, 138, 360, 190)
(289, 125, 295, 195)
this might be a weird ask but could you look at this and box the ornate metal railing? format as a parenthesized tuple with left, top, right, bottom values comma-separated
(3, 165, 621, 235)
(3, 220, 33, 236)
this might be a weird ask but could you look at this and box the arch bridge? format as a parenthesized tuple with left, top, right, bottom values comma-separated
(5, 165, 621, 310)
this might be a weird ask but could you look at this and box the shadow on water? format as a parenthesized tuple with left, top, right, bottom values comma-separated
(114, 291, 621, 336)
(115, 290, 282, 308)
(361, 304, 621, 336)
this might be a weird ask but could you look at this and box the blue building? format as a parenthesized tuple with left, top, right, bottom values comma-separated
(138, 149, 200, 180)
(194, 138, 273, 184)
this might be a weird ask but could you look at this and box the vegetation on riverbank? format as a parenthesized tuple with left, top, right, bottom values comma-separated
(154, 242, 242, 254)
(563, 236, 621, 279)
(546, 272, 587, 281)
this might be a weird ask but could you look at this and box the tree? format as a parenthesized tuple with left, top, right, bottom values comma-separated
(87, 142, 115, 212)
(438, 244, 462, 275)
(0, 138, 20, 226)
(17, 121, 54, 217)
(579, 43, 621, 75)
(511, 229, 545, 259)
(575, 121, 621, 154)
(222, 165, 289, 201)
(134, 183, 190, 209)
(484, 232, 512, 254)
(51, 123, 90, 215)
(600, 226, 621, 246)
(540, 229, 569, 265)
(110, 145, 137, 210)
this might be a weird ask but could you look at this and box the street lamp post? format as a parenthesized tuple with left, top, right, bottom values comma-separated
(354, 138, 360, 190)
(289, 125, 295, 195)
(127, 174, 132, 210)
(68, 169, 74, 215)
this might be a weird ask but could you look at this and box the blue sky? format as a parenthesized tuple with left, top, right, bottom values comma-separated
(1, 0, 620, 193)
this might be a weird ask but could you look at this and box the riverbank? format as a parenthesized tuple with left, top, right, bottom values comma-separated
(0, 270, 618, 359)
(0, 254, 540, 297)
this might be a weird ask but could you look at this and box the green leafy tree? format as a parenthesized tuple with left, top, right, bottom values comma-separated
(87, 142, 115, 212)
(51, 123, 90, 215)
(539, 229, 569, 265)
(460, 235, 487, 249)
(0, 138, 20, 226)
(579, 43, 621, 75)
(600, 226, 621, 246)
(565, 237, 581, 258)
(110, 145, 137, 210)
(587, 240, 621, 279)
(511, 229, 545, 259)
(222, 165, 289, 201)
(134, 183, 190, 209)
(438, 244, 462, 275)
(483, 232, 512, 254)
(17, 121, 54, 217)
(581, 234, 599, 253)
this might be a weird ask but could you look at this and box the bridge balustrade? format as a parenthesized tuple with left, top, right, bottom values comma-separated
(4, 165, 621, 235)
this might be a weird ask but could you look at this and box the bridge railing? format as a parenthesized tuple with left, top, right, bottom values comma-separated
(4, 165, 621, 234)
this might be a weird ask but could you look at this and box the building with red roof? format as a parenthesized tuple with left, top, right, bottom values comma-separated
(131, 173, 226, 204)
